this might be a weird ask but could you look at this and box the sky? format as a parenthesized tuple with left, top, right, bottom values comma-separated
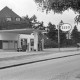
(0, 0, 80, 30)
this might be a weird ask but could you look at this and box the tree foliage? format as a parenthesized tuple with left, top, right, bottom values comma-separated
(59, 30, 66, 46)
(22, 15, 33, 28)
(35, 0, 80, 23)
(47, 22, 57, 41)
(47, 22, 66, 46)
(30, 15, 37, 23)
(71, 25, 80, 44)
(22, 15, 45, 30)
(35, 0, 80, 13)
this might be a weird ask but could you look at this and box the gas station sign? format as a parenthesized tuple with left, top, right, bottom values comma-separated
(60, 23, 72, 32)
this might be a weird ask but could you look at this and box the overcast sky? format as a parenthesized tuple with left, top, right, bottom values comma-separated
(0, 0, 80, 30)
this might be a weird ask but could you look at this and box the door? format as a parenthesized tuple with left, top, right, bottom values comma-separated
(0, 40, 2, 49)
(8, 41, 14, 49)
(3, 41, 8, 49)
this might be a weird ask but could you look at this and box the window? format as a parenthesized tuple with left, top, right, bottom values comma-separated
(3, 40, 9, 42)
(21, 39, 27, 46)
(6, 18, 11, 21)
(16, 18, 20, 21)
(9, 40, 13, 42)
(30, 39, 34, 46)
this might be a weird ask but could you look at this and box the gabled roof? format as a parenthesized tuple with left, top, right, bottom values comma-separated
(0, 6, 21, 18)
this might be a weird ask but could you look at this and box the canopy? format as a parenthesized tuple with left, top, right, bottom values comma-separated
(0, 28, 46, 34)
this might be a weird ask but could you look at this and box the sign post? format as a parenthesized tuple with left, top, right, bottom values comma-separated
(58, 25, 60, 51)
(58, 20, 63, 51)
(58, 21, 72, 51)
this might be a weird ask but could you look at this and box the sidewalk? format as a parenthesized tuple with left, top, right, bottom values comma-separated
(0, 47, 80, 68)
(0, 47, 79, 58)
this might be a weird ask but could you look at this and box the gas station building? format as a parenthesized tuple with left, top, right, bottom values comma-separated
(0, 6, 46, 52)
(0, 28, 45, 51)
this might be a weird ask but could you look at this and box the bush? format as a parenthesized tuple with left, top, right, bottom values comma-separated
(44, 38, 58, 48)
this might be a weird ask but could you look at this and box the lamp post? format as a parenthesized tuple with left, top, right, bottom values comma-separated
(58, 20, 63, 51)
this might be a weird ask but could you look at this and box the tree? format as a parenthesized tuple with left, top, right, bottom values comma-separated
(71, 25, 80, 44)
(35, 0, 80, 23)
(36, 21, 45, 30)
(47, 22, 57, 41)
(23, 15, 45, 30)
(59, 30, 67, 46)
(47, 22, 66, 47)
(35, 0, 80, 13)
(30, 15, 37, 23)
(32, 21, 45, 30)
(22, 15, 33, 28)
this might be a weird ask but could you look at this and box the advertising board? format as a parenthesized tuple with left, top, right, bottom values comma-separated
(60, 23, 72, 32)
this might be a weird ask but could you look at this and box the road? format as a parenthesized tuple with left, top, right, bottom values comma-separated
(0, 52, 80, 80)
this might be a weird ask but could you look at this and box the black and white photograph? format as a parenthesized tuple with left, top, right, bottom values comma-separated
(0, 0, 80, 80)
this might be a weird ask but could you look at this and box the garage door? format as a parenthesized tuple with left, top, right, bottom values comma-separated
(3, 41, 8, 49)
(8, 41, 14, 49)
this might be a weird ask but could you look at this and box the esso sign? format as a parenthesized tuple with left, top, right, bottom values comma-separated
(60, 23, 72, 32)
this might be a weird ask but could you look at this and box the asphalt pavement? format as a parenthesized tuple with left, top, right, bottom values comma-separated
(1, 48, 80, 80)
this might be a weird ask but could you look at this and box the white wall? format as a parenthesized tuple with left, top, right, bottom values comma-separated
(0, 33, 19, 50)
(34, 31, 38, 51)
(18, 34, 34, 51)
(19, 34, 34, 43)
(0, 33, 19, 40)
(0, 33, 35, 50)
